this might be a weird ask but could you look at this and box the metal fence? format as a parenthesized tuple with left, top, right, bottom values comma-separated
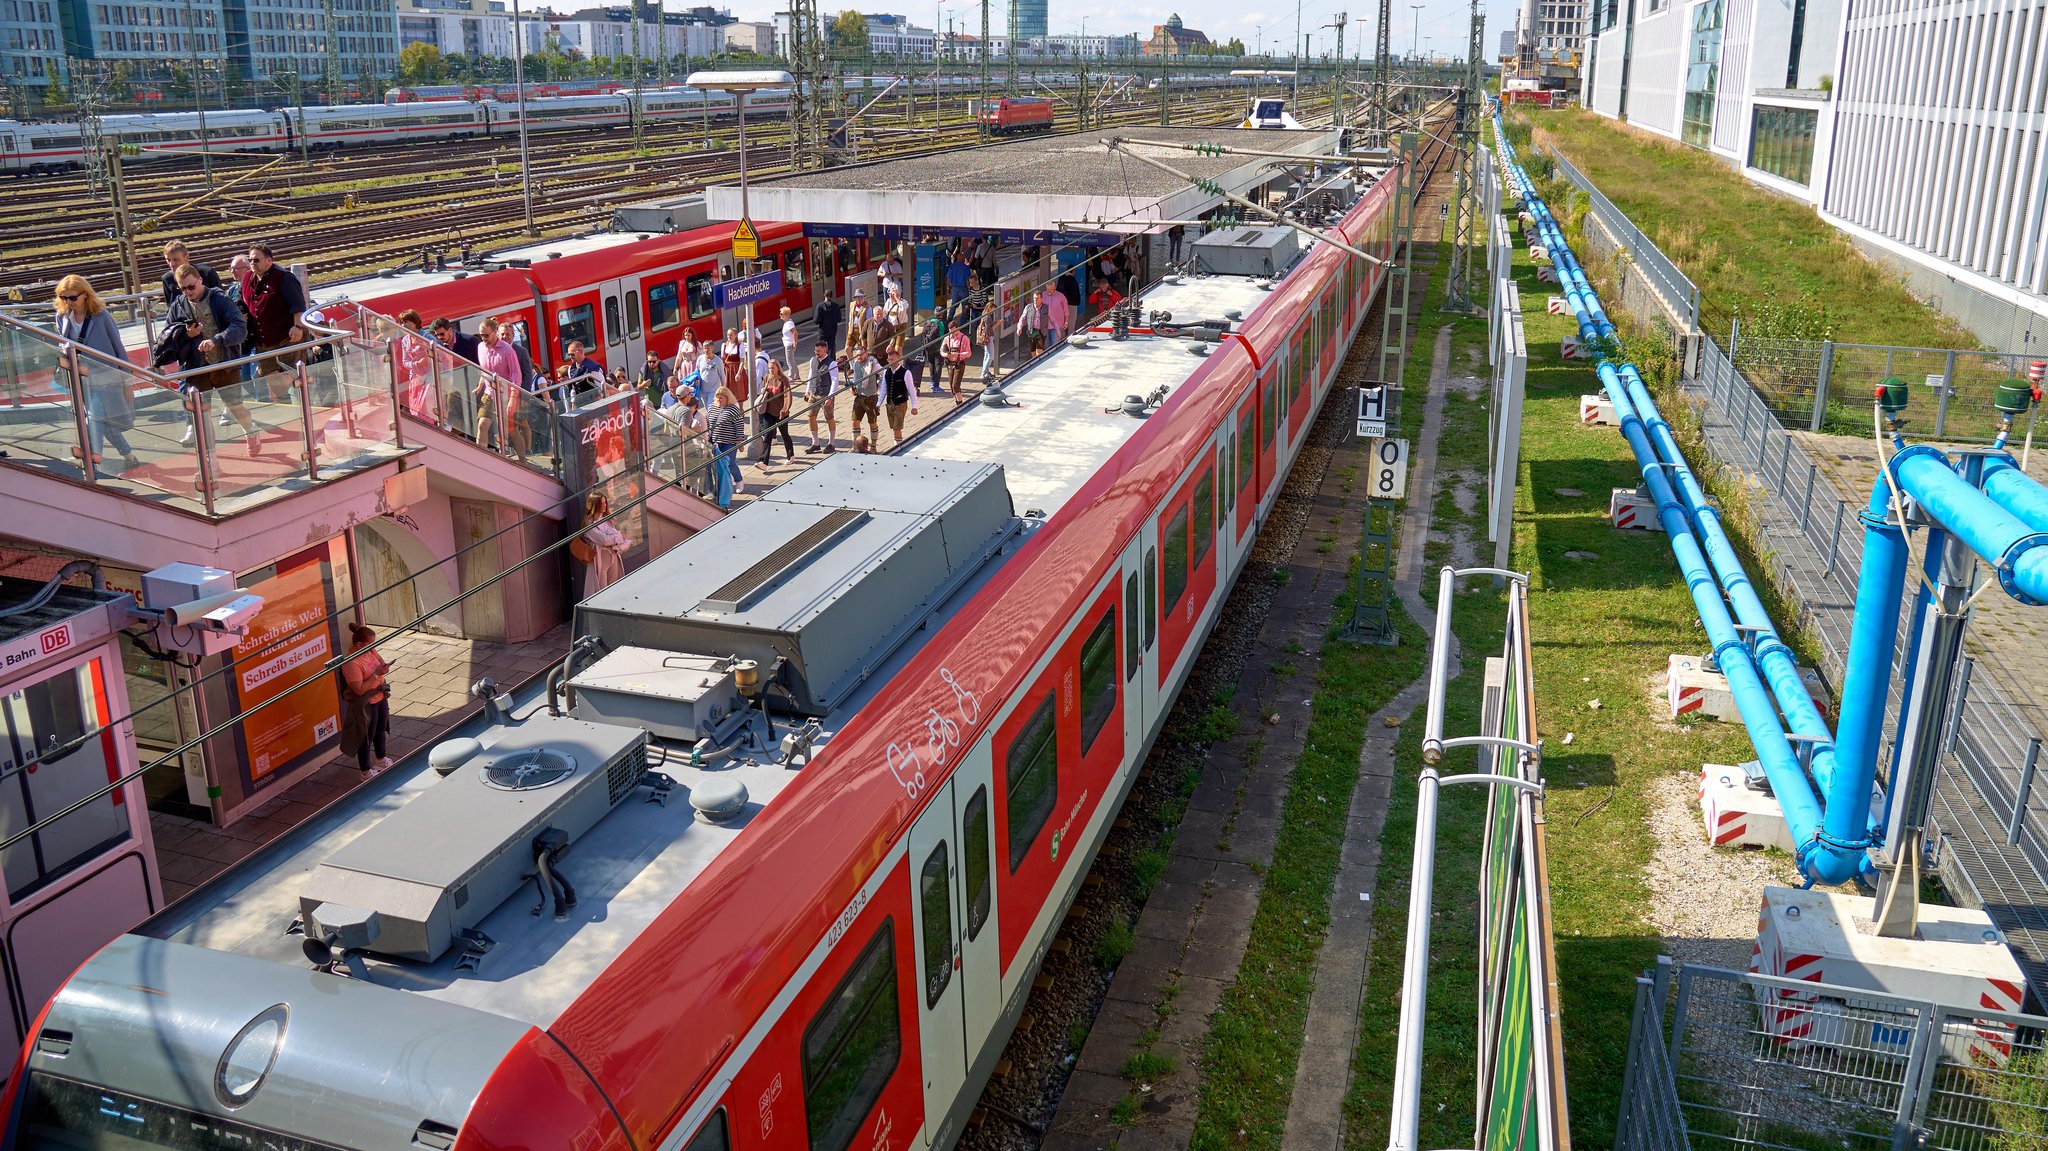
(1545, 145, 1702, 332)
(1616, 959, 2048, 1151)
(1730, 325, 2048, 440)
(1691, 337, 2048, 985)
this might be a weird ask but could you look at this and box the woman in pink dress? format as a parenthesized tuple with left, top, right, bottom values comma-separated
(581, 492, 631, 593)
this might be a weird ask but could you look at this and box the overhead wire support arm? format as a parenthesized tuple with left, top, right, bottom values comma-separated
(1100, 137, 1382, 265)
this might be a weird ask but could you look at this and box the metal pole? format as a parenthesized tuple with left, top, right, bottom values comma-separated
(182, 0, 214, 188)
(1387, 765, 1441, 1151)
(739, 89, 757, 433)
(2010, 738, 2042, 846)
(512, 0, 536, 236)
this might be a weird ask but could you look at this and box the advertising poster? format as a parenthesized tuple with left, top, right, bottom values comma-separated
(913, 243, 939, 313)
(231, 556, 340, 781)
(558, 391, 651, 599)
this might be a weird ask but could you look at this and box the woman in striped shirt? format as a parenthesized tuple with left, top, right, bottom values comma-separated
(706, 386, 746, 509)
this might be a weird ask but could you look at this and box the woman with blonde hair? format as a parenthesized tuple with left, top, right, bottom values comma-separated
(53, 274, 139, 471)
(705, 385, 746, 509)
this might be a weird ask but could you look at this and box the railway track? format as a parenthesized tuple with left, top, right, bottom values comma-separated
(6, 88, 1311, 295)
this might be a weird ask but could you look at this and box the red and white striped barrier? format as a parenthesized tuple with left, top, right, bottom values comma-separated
(1536, 266, 1559, 283)
(1609, 488, 1661, 531)
(1753, 887, 2027, 1064)
(1579, 394, 1617, 425)
(1667, 653, 1834, 724)
(1547, 295, 1568, 315)
(1560, 335, 1584, 359)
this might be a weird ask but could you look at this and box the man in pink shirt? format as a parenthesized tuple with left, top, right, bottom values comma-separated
(475, 318, 521, 451)
(1044, 284, 1072, 345)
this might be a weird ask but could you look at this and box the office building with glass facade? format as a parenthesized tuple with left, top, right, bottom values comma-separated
(1008, 0, 1045, 42)
(1581, 0, 2047, 348)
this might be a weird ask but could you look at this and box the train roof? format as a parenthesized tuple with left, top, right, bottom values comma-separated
(139, 240, 1334, 1028)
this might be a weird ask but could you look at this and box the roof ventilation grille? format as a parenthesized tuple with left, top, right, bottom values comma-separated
(701, 507, 867, 613)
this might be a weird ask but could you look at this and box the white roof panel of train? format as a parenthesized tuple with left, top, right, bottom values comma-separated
(906, 273, 1279, 514)
(322, 232, 652, 304)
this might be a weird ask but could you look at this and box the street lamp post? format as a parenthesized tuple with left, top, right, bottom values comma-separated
(687, 69, 796, 429)
(512, 0, 536, 235)
(1410, 4, 1424, 61)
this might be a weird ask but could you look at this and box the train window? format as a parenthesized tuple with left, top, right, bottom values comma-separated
(1262, 375, 1277, 447)
(684, 1110, 731, 1151)
(964, 786, 991, 939)
(0, 658, 128, 901)
(556, 304, 594, 358)
(1162, 508, 1188, 614)
(626, 290, 643, 341)
(1238, 411, 1255, 483)
(802, 921, 902, 1151)
(1123, 574, 1140, 683)
(1142, 547, 1157, 650)
(649, 280, 681, 331)
(837, 239, 860, 275)
(919, 842, 954, 1007)
(687, 273, 717, 320)
(603, 296, 623, 347)
(783, 246, 810, 288)
(1005, 695, 1057, 872)
(1193, 471, 1214, 565)
(1219, 445, 1233, 512)
(1078, 607, 1117, 756)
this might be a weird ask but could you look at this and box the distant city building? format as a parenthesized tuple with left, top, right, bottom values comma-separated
(863, 13, 934, 59)
(1141, 13, 1209, 56)
(1031, 33, 1137, 58)
(1008, 0, 1046, 42)
(938, 30, 1010, 61)
(723, 18, 775, 55)
(0, 0, 399, 97)
(1499, 28, 1516, 60)
(1583, 0, 2048, 347)
(397, 0, 512, 59)
(1523, 0, 1586, 58)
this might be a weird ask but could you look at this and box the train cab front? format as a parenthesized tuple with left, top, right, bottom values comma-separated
(3, 934, 630, 1151)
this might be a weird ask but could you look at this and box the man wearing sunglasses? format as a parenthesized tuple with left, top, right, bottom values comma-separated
(154, 263, 258, 457)
(239, 242, 307, 399)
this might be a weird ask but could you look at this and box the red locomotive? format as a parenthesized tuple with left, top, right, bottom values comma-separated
(978, 96, 1056, 135)
(4, 168, 1402, 1151)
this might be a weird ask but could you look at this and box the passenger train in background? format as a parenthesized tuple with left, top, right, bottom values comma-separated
(5, 148, 1402, 1149)
(0, 87, 791, 174)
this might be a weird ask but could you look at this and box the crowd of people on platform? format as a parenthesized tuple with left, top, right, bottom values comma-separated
(53, 238, 310, 491)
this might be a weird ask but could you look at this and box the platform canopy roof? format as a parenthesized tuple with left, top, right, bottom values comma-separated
(701, 126, 1344, 234)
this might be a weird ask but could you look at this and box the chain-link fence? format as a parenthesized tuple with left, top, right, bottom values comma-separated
(1731, 328, 2048, 440)
(1617, 959, 2048, 1151)
(1692, 335, 2048, 990)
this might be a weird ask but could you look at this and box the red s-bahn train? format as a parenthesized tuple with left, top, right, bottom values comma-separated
(346, 218, 834, 384)
(3, 163, 1400, 1151)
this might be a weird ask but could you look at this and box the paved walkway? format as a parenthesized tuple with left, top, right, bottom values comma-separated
(1282, 326, 1455, 1151)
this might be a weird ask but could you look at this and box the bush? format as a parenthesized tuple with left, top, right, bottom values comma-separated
(1094, 918, 1136, 966)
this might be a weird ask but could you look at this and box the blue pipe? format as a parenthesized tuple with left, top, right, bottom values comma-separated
(1831, 480, 1909, 847)
(1891, 445, 2048, 606)
(1494, 117, 1872, 884)
(1984, 454, 2048, 536)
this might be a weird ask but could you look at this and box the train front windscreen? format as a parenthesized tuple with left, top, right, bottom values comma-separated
(11, 1074, 353, 1150)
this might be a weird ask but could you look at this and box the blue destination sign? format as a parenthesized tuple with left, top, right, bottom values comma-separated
(712, 271, 784, 310)
(803, 222, 868, 239)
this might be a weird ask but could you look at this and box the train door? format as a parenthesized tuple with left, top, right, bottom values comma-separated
(598, 278, 645, 369)
(1120, 531, 1157, 753)
(953, 745, 1000, 1060)
(1256, 365, 1278, 507)
(906, 780, 967, 1142)
(1234, 395, 1257, 543)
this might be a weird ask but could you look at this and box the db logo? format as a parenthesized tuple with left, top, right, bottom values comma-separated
(40, 625, 71, 655)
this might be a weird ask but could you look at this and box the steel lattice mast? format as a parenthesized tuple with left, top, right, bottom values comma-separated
(1372, 0, 1392, 138)
(1443, 0, 1485, 310)
(782, 0, 834, 169)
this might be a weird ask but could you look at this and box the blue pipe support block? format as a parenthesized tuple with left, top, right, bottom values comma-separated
(1892, 445, 2048, 606)
(1984, 453, 2048, 536)
(1830, 480, 1909, 850)
(1494, 119, 1872, 884)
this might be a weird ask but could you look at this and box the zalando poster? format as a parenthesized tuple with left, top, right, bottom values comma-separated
(231, 559, 340, 781)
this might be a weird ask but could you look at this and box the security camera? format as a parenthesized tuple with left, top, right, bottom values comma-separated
(163, 591, 263, 634)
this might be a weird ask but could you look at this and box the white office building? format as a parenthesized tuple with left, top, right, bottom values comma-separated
(1582, 0, 2048, 348)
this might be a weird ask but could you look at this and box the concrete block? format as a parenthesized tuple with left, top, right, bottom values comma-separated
(1609, 488, 1662, 532)
(1547, 295, 1568, 315)
(1579, 394, 1617, 426)
(1752, 887, 2026, 1064)
(1560, 334, 1585, 359)
(1536, 265, 1559, 283)
(1668, 653, 1832, 724)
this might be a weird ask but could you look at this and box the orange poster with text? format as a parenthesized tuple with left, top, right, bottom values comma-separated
(231, 560, 340, 781)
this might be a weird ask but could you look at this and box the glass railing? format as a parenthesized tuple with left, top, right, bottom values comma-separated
(0, 303, 407, 516)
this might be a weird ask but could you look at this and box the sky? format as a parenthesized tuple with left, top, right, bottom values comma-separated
(695, 0, 1529, 61)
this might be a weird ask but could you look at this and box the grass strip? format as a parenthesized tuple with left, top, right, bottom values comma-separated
(1503, 106, 1975, 350)
(1343, 227, 1762, 1151)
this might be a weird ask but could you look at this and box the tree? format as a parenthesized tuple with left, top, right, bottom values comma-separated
(397, 42, 446, 86)
(828, 10, 869, 51)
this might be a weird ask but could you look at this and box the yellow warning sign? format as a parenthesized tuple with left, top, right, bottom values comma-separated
(731, 217, 761, 261)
